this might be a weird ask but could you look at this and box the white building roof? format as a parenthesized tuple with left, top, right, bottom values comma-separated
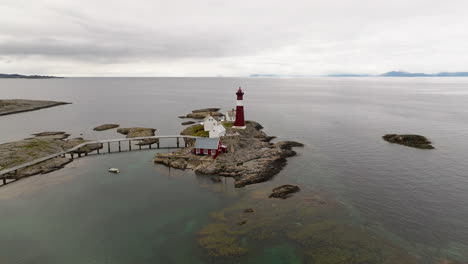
(194, 138, 220, 149)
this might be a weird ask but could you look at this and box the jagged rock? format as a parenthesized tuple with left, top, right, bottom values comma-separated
(269, 185, 300, 199)
(93, 124, 119, 131)
(383, 134, 434, 149)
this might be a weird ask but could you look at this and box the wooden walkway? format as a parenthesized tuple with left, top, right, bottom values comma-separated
(0, 135, 199, 186)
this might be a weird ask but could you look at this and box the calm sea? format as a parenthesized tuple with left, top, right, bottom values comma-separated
(0, 77, 467, 263)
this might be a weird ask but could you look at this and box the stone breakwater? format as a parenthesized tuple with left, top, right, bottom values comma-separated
(154, 121, 303, 187)
(0, 99, 70, 116)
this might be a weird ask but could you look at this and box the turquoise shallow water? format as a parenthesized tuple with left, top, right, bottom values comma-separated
(0, 151, 235, 264)
(1, 77, 468, 263)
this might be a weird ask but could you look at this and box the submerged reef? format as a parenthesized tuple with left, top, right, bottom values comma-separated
(196, 186, 420, 263)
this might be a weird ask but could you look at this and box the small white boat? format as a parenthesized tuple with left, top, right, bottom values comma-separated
(108, 168, 120, 173)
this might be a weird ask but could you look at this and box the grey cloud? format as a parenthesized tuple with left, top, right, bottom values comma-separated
(1, 0, 468, 76)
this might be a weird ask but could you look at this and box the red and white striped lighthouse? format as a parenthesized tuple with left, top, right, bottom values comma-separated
(233, 87, 246, 129)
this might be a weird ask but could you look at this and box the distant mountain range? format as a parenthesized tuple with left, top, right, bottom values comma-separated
(329, 71, 468, 77)
(380, 71, 468, 77)
(250, 71, 468, 78)
(0, 74, 62, 79)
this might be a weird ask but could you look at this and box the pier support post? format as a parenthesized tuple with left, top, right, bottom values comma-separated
(71, 153, 74, 159)
(129, 140, 132, 151)
(119, 141, 121, 152)
(78, 153, 82, 157)
(97, 148, 100, 154)
(157, 143, 160, 149)
(139, 144, 142, 150)
(85, 153, 88, 156)
(2, 177, 6, 185)
(177, 137, 180, 148)
(149, 144, 152, 149)
(108, 142, 111, 153)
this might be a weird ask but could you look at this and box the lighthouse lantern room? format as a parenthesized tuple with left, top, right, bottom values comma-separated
(233, 87, 246, 129)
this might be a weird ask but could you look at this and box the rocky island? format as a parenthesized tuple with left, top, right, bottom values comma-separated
(383, 134, 434, 149)
(93, 124, 120, 131)
(117, 127, 159, 146)
(179, 108, 224, 119)
(0, 99, 70, 116)
(154, 120, 303, 188)
(0, 132, 101, 181)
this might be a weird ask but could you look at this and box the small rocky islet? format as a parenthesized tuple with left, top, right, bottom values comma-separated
(117, 127, 159, 145)
(93, 124, 120, 131)
(179, 107, 224, 119)
(383, 134, 434, 149)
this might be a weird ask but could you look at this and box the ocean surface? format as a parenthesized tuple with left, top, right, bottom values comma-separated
(0, 77, 468, 263)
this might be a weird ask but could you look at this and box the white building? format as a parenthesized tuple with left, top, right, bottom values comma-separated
(203, 115, 218, 132)
(225, 110, 236, 122)
(209, 124, 226, 138)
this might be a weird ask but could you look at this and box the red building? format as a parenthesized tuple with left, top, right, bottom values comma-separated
(233, 87, 246, 129)
(193, 138, 227, 158)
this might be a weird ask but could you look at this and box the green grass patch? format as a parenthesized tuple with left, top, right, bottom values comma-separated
(182, 124, 209, 137)
(223, 122, 234, 128)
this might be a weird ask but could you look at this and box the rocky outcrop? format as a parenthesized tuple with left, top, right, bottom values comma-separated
(0, 133, 99, 180)
(179, 108, 224, 119)
(154, 120, 303, 188)
(181, 121, 196, 125)
(0, 99, 70, 116)
(93, 124, 119, 131)
(117, 127, 158, 146)
(383, 134, 434, 149)
(269, 185, 300, 199)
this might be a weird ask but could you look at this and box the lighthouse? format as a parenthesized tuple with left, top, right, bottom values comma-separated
(233, 87, 246, 129)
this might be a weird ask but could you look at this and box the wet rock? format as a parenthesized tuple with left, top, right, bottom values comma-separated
(383, 134, 434, 149)
(244, 208, 255, 213)
(238, 220, 247, 225)
(93, 124, 119, 131)
(269, 185, 300, 199)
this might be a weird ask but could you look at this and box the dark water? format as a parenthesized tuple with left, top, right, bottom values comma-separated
(1, 77, 468, 263)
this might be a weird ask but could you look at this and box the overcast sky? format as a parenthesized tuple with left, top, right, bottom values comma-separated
(0, 0, 467, 76)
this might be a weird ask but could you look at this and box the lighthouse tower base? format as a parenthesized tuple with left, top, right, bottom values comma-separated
(232, 125, 246, 129)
